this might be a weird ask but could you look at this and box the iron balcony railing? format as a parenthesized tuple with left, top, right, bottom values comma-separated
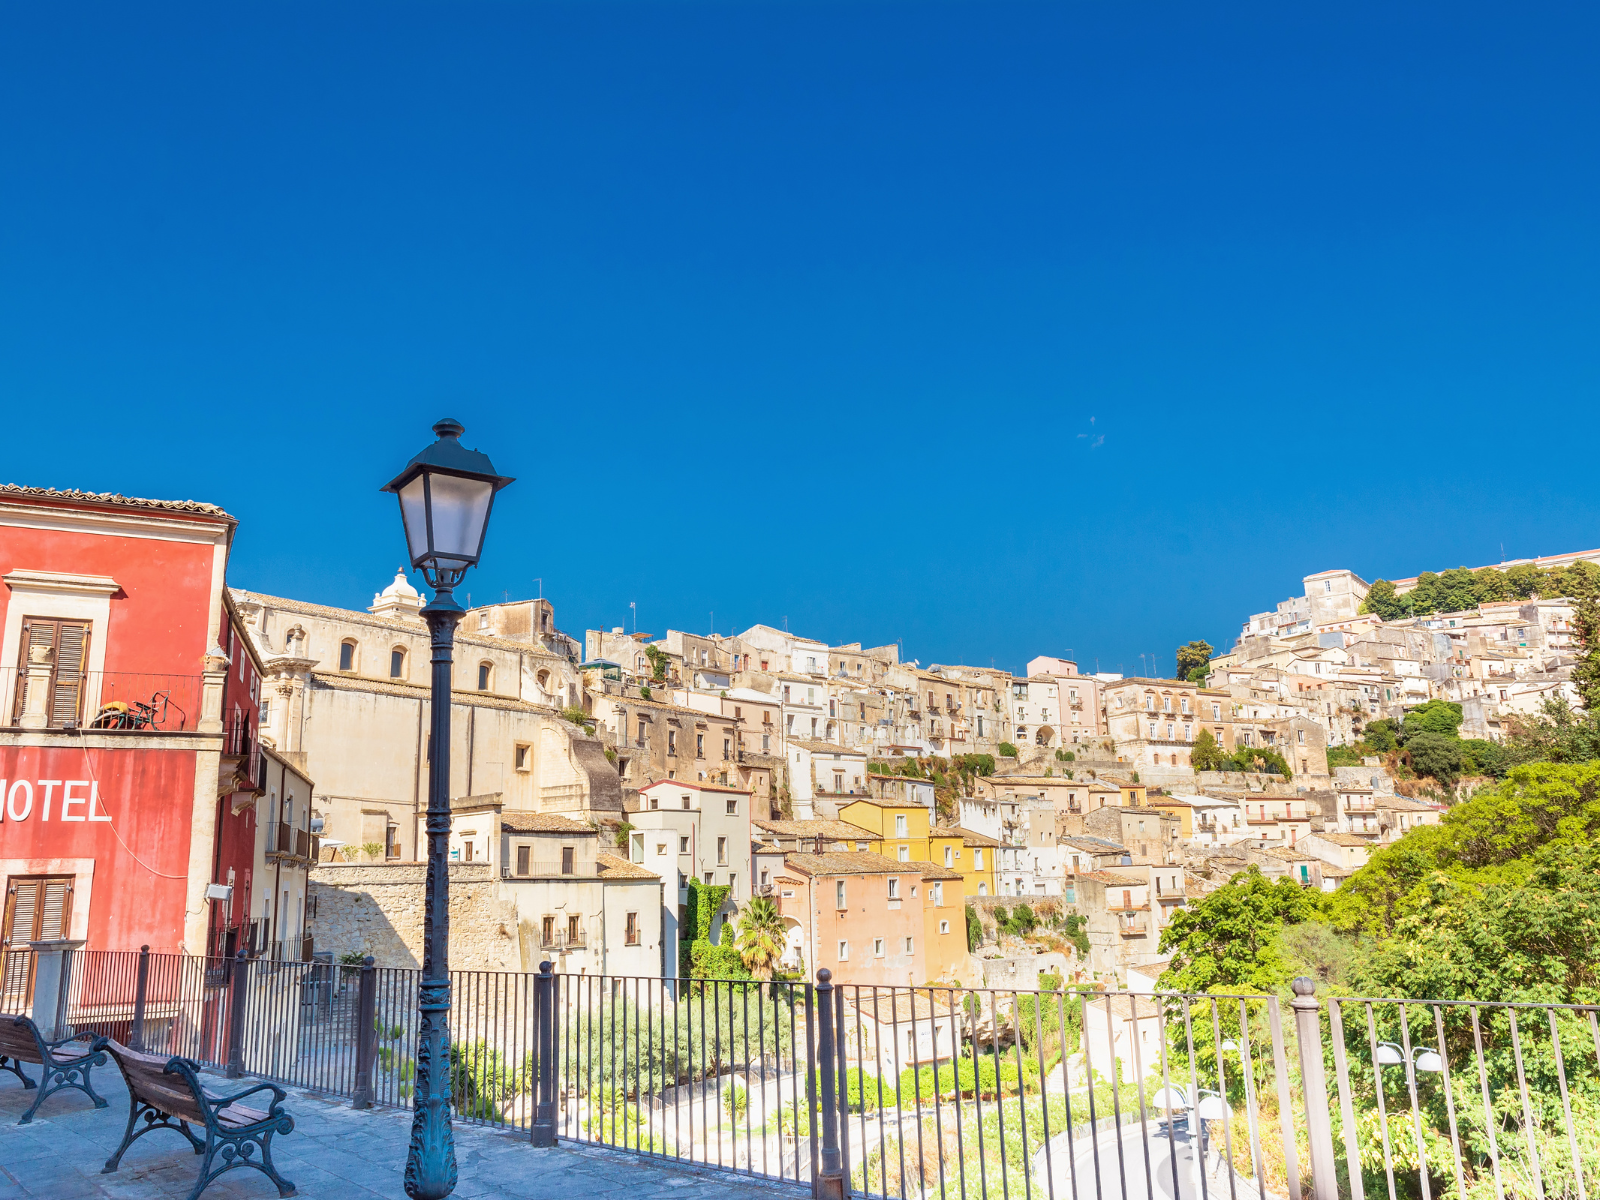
(27, 948, 1600, 1200)
(2, 668, 203, 731)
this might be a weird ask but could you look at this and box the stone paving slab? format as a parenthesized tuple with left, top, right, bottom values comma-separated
(0, 1062, 801, 1200)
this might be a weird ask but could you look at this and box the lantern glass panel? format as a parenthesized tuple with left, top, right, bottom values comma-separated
(425, 472, 495, 565)
(398, 475, 431, 565)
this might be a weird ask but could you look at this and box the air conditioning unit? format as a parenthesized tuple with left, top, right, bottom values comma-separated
(205, 883, 233, 902)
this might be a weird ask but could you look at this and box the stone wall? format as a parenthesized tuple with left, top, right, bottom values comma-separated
(308, 862, 520, 971)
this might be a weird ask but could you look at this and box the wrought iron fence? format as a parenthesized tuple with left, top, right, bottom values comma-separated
(12, 947, 1599, 1200)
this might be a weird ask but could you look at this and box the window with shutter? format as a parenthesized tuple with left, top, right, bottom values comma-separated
(1, 876, 73, 1006)
(11, 618, 91, 726)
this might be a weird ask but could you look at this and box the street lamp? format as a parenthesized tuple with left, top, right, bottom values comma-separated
(1376, 1041, 1444, 1073)
(383, 418, 514, 1200)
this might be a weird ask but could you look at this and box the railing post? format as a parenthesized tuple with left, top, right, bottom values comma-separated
(531, 960, 557, 1146)
(351, 956, 378, 1110)
(225, 948, 249, 1079)
(813, 968, 845, 1200)
(130, 945, 151, 1052)
(1292, 977, 1340, 1200)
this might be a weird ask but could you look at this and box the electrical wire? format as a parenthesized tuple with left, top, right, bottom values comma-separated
(70, 724, 190, 880)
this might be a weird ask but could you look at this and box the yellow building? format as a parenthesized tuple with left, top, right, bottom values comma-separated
(838, 798, 933, 864)
(1148, 793, 1193, 838)
(837, 799, 999, 899)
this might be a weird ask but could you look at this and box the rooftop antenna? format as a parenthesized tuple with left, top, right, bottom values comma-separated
(629, 601, 636, 634)
(534, 578, 543, 601)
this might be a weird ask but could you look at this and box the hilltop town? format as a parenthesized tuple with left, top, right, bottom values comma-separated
(4, 483, 1592, 993)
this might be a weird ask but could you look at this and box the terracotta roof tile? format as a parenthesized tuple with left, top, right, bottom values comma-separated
(501, 812, 597, 834)
(1, 483, 234, 520)
(784, 851, 912, 876)
(597, 851, 659, 879)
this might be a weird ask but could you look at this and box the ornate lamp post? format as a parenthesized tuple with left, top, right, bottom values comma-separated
(382, 418, 514, 1200)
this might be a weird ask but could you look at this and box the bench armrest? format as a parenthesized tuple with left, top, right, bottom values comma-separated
(208, 1080, 289, 1115)
(44, 1032, 99, 1054)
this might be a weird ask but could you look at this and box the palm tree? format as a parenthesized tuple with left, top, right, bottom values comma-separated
(734, 897, 785, 983)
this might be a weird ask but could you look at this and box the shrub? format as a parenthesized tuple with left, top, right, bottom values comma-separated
(722, 1080, 748, 1119)
(998, 742, 1019, 758)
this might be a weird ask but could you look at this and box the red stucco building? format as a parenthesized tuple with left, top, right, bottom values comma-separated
(0, 484, 265, 981)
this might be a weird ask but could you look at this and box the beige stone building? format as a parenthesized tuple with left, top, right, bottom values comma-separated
(232, 573, 619, 863)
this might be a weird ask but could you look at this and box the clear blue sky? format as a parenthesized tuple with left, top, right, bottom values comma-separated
(3, 2, 1597, 676)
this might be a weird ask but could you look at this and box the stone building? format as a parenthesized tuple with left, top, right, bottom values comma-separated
(231, 572, 619, 862)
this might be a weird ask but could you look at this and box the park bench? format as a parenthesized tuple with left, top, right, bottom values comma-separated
(0, 1013, 109, 1124)
(96, 1038, 297, 1200)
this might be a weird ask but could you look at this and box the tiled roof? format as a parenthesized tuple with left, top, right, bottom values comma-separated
(784, 851, 911, 876)
(597, 852, 658, 879)
(837, 795, 921, 809)
(752, 819, 875, 841)
(1081, 870, 1146, 886)
(928, 826, 964, 838)
(951, 826, 1001, 848)
(1313, 832, 1372, 847)
(640, 780, 751, 795)
(1060, 837, 1128, 854)
(919, 864, 965, 881)
(501, 812, 596, 834)
(787, 739, 867, 756)
(1, 483, 234, 520)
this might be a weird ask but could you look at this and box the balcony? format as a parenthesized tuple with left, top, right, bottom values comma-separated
(539, 930, 586, 950)
(6, 668, 206, 732)
(502, 861, 592, 879)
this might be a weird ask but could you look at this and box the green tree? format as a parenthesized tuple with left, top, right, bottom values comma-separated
(998, 742, 1018, 758)
(1330, 761, 1600, 935)
(1505, 562, 1543, 598)
(1359, 579, 1410, 621)
(1159, 866, 1318, 993)
(1401, 699, 1464, 739)
(1572, 588, 1600, 712)
(644, 645, 671, 680)
(1350, 838, 1600, 1005)
(1175, 639, 1214, 683)
(1364, 719, 1399, 752)
(1190, 727, 1226, 770)
(1504, 697, 1600, 764)
(1405, 730, 1463, 783)
(733, 897, 785, 982)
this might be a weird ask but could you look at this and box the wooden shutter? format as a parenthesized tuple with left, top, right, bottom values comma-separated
(39, 879, 71, 940)
(52, 622, 90, 725)
(3, 878, 41, 948)
(11, 618, 91, 726)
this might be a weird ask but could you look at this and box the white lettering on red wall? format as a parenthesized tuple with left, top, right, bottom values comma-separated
(0, 779, 112, 823)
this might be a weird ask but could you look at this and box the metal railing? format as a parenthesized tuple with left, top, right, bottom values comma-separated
(16, 948, 1599, 1200)
(2, 668, 202, 731)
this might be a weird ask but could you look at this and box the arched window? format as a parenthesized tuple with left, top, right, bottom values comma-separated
(390, 647, 407, 679)
(477, 662, 493, 691)
(339, 640, 357, 672)
(536, 668, 551, 691)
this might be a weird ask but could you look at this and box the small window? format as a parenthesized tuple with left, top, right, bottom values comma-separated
(390, 648, 406, 678)
(625, 912, 640, 945)
(887, 877, 900, 899)
(477, 662, 492, 691)
(873, 938, 884, 957)
(339, 640, 356, 672)
(515, 744, 530, 771)
(679, 836, 689, 853)
(898, 845, 910, 862)
(904, 937, 913, 954)
(835, 880, 847, 909)
(724, 796, 738, 815)
(716, 836, 727, 865)
(939, 919, 950, 934)
(838, 940, 849, 960)
(516, 845, 530, 876)
(561, 846, 575, 875)
(895, 814, 908, 837)
(681, 793, 690, 810)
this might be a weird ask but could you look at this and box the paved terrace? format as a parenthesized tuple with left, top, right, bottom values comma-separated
(0, 1068, 793, 1200)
